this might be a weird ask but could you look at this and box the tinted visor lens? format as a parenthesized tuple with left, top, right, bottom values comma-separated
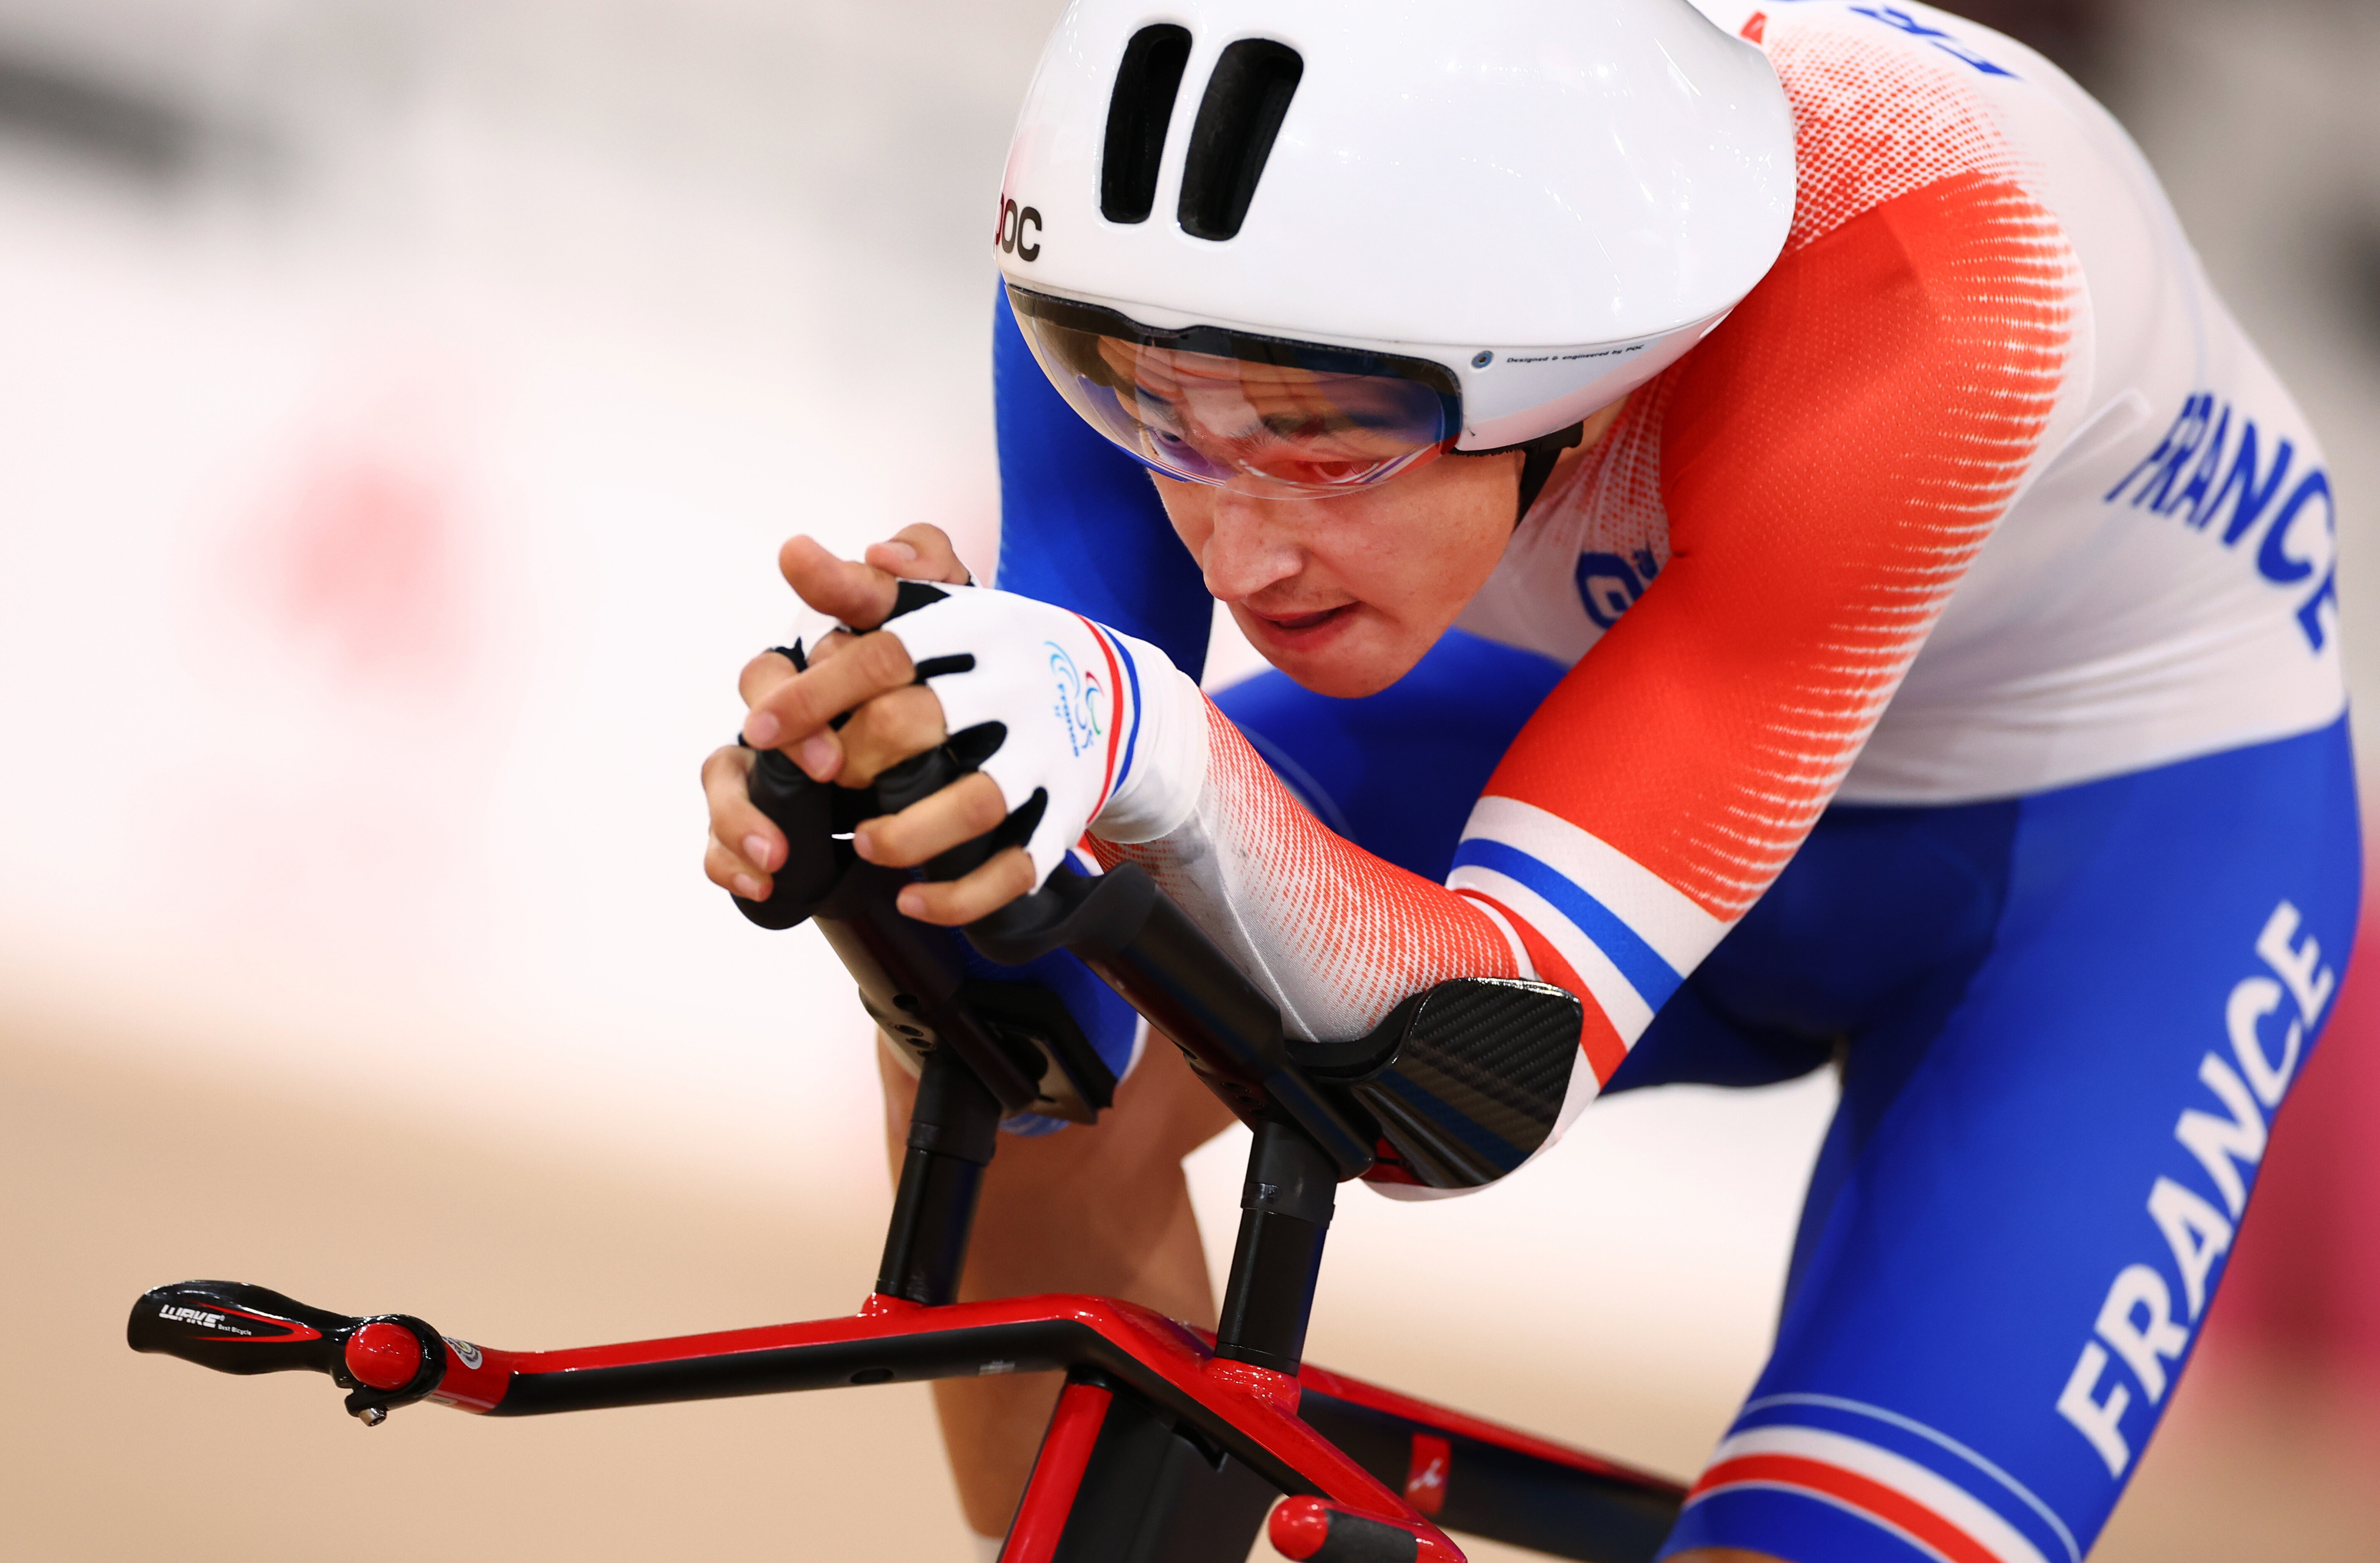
(1007, 285, 1460, 495)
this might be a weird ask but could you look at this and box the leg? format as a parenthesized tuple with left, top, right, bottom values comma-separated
(879, 1037, 1239, 1538)
(1663, 720, 2360, 1561)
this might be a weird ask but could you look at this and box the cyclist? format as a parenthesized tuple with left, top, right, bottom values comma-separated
(703, 2, 2359, 1558)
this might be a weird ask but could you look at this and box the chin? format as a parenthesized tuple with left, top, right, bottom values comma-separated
(1265, 640, 1421, 700)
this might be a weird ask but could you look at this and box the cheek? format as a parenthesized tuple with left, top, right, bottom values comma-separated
(1337, 466, 1512, 611)
(1446, 490, 1518, 590)
(1153, 477, 1214, 558)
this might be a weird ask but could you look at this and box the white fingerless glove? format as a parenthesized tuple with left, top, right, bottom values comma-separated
(868, 582, 1206, 886)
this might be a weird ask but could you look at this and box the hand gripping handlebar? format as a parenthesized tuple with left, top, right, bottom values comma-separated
(732, 740, 1376, 1179)
(732, 744, 1049, 1114)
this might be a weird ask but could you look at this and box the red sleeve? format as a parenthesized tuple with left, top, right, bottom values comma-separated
(1484, 168, 2077, 918)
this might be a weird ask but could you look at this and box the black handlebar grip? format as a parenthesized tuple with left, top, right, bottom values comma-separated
(734, 749, 845, 931)
(875, 746, 1018, 885)
(128, 1281, 353, 1377)
(873, 745, 962, 815)
(129, 1280, 449, 1419)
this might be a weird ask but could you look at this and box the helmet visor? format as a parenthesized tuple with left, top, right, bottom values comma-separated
(1007, 285, 1461, 497)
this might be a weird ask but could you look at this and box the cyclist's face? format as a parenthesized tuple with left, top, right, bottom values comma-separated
(1153, 451, 1526, 699)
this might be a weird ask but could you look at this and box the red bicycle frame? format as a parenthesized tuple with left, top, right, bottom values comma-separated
(130, 1277, 1679, 1561)
(129, 747, 1686, 1562)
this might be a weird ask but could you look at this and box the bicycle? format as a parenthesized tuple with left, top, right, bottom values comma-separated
(128, 741, 1686, 1563)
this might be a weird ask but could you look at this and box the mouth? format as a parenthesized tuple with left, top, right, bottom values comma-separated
(1239, 600, 1359, 650)
(1251, 604, 1350, 633)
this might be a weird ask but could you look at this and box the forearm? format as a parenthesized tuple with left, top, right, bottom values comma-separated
(1095, 699, 1536, 1045)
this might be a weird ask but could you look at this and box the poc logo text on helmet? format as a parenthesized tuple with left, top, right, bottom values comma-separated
(996, 195, 1042, 262)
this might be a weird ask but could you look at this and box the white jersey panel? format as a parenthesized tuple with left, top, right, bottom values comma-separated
(1460, 0, 2345, 804)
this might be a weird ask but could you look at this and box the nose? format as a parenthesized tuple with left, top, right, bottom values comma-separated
(1196, 489, 1307, 603)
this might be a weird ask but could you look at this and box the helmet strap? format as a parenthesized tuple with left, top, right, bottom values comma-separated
(1456, 421, 1587, 527)
(1514, 421, 1587, 525)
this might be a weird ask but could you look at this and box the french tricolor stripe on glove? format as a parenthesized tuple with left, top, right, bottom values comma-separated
(1074, 614, 1144, 819)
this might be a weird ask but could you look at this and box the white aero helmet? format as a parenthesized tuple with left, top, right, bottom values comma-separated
(994, 0, 1794, 502)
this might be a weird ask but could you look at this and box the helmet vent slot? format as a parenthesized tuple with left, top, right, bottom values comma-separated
(1100, 24, 1193, 224)
(1178, 39, 1302, 242)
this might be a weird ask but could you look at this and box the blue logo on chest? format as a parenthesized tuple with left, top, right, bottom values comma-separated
(1575, 549, 1663, 631)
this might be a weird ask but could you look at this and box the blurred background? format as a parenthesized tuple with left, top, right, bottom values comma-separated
(0, 0, 2374, 1557)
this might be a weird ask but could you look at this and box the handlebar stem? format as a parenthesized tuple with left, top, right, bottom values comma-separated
(1212, 1118, 1339, 1375)
(876, 1047, 1002, 1307)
